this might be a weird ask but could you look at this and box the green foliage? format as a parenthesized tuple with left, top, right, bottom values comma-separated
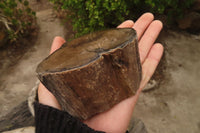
(49, 0, 195, 36)
(0, 0, 36, 44)
(140, 0, 196, 22)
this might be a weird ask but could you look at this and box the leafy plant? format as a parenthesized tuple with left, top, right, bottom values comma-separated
(0, 0, 36, 45)
(140, 0, 196, 22)
(49, 0, 195, 36)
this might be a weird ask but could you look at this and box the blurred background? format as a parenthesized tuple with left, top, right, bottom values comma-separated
(0, 0, 200, 133)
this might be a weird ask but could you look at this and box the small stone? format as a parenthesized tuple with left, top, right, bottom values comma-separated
(142, 79, 157, 92)
(128, 117, 148, 133)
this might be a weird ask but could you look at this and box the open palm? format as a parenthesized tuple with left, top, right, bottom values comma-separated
(38, 13, 163, 133)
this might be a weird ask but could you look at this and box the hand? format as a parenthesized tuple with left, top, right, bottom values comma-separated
(38, 13, 163, 133)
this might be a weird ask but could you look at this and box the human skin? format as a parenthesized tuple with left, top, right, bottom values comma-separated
(38, 13, 164, 133)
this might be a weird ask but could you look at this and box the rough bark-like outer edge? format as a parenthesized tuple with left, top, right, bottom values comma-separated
(37, 29, 141, 120)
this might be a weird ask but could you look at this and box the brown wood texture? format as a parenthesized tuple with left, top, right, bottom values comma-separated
(36, 28, 142, 120)
(0, 101, 34, 132)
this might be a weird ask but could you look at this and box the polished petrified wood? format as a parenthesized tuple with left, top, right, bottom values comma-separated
(36, 28, 142, 120)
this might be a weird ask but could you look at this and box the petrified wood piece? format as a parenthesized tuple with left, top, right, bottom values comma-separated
(36, 28, 142, 120)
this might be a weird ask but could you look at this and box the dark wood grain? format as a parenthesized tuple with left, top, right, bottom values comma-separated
(36, 28, 142, 120)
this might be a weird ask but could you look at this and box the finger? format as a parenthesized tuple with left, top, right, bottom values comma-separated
(38, 83, 61, 109)
(50, 36, 66, 54)
(117, 20, 134, 28)
(139, 43, 164, 90)
(139, 20, 163, 63)
(133, 13, 154, 40)
(38, 36, 65, 109)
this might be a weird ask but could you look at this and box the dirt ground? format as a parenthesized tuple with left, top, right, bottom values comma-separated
(0, 1, 200, 133)
(0, 7, 66, 118)
(132, 30, 200, 133)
